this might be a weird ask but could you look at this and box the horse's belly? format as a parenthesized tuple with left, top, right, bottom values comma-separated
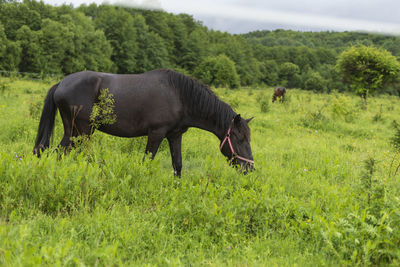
(97, 125, 147, 138)
(97, 108, 180, 138)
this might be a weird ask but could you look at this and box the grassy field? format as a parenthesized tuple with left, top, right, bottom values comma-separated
(0, 76, 400, 266)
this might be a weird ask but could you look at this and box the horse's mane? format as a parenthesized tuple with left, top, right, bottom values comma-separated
(161, 69, 235, 130)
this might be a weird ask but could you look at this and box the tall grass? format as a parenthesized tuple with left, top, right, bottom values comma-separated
(0, 77, 400, 266)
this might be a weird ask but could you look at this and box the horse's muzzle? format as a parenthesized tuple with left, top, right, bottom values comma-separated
(242, 161, 255, 174)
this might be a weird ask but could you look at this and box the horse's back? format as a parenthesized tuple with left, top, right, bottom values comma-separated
(54, 70, 175, 107)
(54, 70, 183, 137)
(274, 86, 286, 93)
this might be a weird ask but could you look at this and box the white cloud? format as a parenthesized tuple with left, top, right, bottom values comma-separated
(157, 1, 400, 34)
(42, 0, 400, 34)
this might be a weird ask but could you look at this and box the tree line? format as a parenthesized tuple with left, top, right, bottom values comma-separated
(1, 0, 400, 93)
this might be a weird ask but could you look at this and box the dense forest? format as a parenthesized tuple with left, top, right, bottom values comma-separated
(1, 0, 400, 92)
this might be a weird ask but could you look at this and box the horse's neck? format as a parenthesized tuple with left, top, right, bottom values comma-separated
(179, 86, 235, 140)
(186, 114, 231, 141)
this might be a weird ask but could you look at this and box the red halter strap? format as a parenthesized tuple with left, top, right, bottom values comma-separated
(220, 119, 254, 164)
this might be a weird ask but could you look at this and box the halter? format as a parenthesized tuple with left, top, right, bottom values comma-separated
(220, 119, 255, 164)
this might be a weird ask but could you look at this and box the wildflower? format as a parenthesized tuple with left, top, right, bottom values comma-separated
(14, 152, 22, 161)
(228, 246, 231, 250)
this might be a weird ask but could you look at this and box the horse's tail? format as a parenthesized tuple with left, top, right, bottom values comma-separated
(33, 82, 59, 156)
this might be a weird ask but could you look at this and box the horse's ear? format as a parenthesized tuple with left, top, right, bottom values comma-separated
(234, 114, 241, 125)
(246, 117, 254, 124)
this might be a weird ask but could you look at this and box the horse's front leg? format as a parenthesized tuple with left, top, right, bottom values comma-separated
(167, 133, 183, 177)
(145, 128, 167, 159)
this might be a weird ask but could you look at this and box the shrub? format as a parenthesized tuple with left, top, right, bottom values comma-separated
(90, 88, 117, 130)
(193, 54, 240, 89)
(390, 120, 400, 152)
(372, 104, 384, 122)
(336, 45, 400, 107)
(260, 96, 270, 113)
(330, 94, 356, 122)
(28, 97, 42, 119)
(304, 71, 326, 92)
(0, 80, 9, 94)
(230, 96, 240, 110)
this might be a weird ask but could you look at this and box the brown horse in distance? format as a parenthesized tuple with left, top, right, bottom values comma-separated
(272, 87, 286, 103)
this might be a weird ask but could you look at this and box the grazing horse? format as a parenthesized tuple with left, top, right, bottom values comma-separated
(272, 86, 286, 103)
(33, 69, 254, 176)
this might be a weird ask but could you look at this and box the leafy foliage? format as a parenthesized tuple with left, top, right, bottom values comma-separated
(90, 88, 117, 130)
(278, 62, 300, 88)
(390, 120, 400, 152)
(304, 71, 326, 92)
(193, 54, 240, 89)
(336, 45, 400, 104)
(330, 94, 356, 122)
(1, 1, 400, 95)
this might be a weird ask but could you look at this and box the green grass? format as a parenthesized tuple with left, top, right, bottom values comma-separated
(1, 77, 400, 266)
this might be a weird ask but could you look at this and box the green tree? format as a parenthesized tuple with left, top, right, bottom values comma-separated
(337, 45, 400, 106)
(180, 28, 209, 72)
(259, 59, 279, 86)
(38, 18, 72, 74)
(0, 1, 41, 40)
(92, 5, 138, 73)
(0, 22, 21, 71)
(131, 14, 169, 72)
(58, 12, 114, 73)
(193, 54, 240, 89)
(210, 32, 259, 86)
(279, 62, 300, 88)
(167, 15, 189, 68)
(15, 25, 42, 73)
(304, 71, 326, 92)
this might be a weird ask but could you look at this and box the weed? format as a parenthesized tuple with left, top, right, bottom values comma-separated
(372, 104, 384, 122)
(301, 106, 329, 130)
(0, 81, 9, 94)
(260, 95, 270, 113)
(90, 88, 117, 130)
(330, 94, 355, 122)
(229, 96, 240, 110)
(28, 97, 42, 119)
(390, 120, 400, 152)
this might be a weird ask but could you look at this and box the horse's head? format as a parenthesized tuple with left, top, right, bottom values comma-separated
(220, 114, 254, 173)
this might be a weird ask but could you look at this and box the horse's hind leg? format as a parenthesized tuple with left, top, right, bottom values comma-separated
(57, 106, 73, 153)
(58, 105, 93, 152)
(69, 105, 94, 145)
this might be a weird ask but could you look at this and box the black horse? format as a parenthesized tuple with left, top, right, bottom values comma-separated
(33, 69, 254, 176)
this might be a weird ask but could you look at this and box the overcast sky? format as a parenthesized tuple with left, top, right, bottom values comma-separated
(43, 0, 400, 35)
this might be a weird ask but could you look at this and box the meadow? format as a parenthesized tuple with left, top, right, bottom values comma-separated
(0, 76, 400, 266)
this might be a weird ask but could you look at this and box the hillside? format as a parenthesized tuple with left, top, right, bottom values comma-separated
(1, 1, 400, 92)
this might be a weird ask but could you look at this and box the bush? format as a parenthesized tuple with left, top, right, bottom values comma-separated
(278, 62, 300, 88)
(260, 95, 270, 113)
(304, 71, 326, 92)
(330, 94, 356, 122)
(0, 81, 8, 94)
(193, 54, 240, 89)
(390, 120, 400, 152)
